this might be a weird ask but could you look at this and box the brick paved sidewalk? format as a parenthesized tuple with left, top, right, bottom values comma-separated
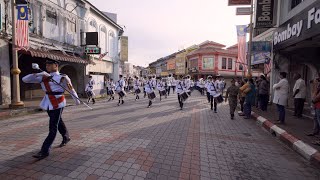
(0, 92, 319, 180)
(251, 105, 320, 151)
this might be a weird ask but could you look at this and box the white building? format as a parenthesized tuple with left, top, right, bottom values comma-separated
(123, 62, 134, 77)
(0, 0, 124, 104)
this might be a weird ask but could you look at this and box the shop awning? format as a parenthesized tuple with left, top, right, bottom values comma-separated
(19, 49, 89, 64)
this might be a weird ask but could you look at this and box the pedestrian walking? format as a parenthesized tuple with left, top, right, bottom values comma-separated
(134, 76, 141, 100)
(273, 72, 289, 125)
(171, 75, 177, 94)
(22, 59, 81, 159)
(85, 76, 95, 104)
(258, 75, 269, 111)
(293, 73, 306, 118)
(225, 79, 240, 119)
(115, 75, 126, 106)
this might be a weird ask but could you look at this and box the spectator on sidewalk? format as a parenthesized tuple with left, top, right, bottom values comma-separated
(258, 75, 270, 111)
(311, 80, 320, 145)
(307, 74, 320, 136)
(243, 79, 256, 119)
(293, 73, 306, 118)
(239, 78, 248, 114)
(273, 72, 289, 125)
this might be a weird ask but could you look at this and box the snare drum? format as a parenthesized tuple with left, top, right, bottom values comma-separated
(215, 95, 224, 103)
(159, 90, 167, 96)
(107, 90, 114, 95)
(148, 92, 156, 100)
(180, 92, 189, 102)
(135, 89, 141, 94)
(118, 91, 125, 97)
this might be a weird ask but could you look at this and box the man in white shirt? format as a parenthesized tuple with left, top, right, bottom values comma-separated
(293, 73, 306, 118)
(22, 59, 80, 159)
(273, 72, 289, 124)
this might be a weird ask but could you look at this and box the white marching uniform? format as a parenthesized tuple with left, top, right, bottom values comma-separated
(184, 79, 191, 93)
(22, 72, 80, 110)
(85, 79, 95, 96)
(115, 78, 126, 93)
(134, 79, 140, 90)
(157, 81, 166, 91)
(208, 81, 220, 97)
(145, 80, 154, 94)
(176, 81, 185, 94)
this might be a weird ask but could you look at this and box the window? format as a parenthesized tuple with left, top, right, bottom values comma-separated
(67, 19, 76, 33)
(228, 58, 233, 70)
(89, 20, 97, 29)
(222, 58, 227, 69)
(202, 57, 214, 69)
(291, 0, 304, 9)
(46, 10, 57, 25)
(239, 64, 243, 71)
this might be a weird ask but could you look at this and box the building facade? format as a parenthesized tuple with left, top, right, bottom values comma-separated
(272, 0, 320, 111)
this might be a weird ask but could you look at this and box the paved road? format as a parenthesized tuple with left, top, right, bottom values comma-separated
(0, 91, 319, 180)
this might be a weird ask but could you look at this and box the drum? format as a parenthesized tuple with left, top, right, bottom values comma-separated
(86, 91, 93, 97)
(148, 92, 156, 100)
(160, 90, 167, 96)
(107, 90, 114, 95)
(180, 92, 189, 102)
(215, 95, 224, 103)
(118, 91, 125, 97)
(135, 89, 141, 94)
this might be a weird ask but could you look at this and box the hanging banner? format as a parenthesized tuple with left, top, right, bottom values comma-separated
(228, 0, 251, 6)
(251, 41, 272, 53)
(236, 7, 251, 15)
(255, 0, 275, 28)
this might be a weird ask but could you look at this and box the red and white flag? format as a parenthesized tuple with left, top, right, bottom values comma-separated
(98, 52, 108, 61)
(236, 25, 248, 72)
(264, 55, 272, 75)
(15, 5, 29, 49)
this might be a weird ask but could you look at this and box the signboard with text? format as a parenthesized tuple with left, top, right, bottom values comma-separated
(273, 1, 320, 50)
(236, 7, 251, 15)
(228, 0, 251, 6)
(251, 41, 272, 52)
(175, 57, 185, 75)
(255, 0, 275, 28)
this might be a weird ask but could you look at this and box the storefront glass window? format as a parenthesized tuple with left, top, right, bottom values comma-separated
(228, 58, 233, 70)
(291, 0, 304, 9)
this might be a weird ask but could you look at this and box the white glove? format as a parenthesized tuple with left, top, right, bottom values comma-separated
(36, 71, 51, 77)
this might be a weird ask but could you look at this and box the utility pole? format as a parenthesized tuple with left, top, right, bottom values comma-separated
(9, 0, 24, 108)
(247, 0, 254, 76)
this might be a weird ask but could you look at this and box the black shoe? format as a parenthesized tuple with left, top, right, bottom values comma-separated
(122, 100, 124, 104)
(108, 98, 111, 102)
(32, 152, 49, 159)
(112, 97, 115, 100)
(214, 110, 217, 113)
(60, 138, 71, 148)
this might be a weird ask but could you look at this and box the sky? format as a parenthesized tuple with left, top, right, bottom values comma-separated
(90, 0, 250, 67)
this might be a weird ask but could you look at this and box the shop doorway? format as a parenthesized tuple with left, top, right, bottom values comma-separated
(60, 65, 78, 92)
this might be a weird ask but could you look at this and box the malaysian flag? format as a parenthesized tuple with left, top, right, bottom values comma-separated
(236, 25, 247, 73)
(264, 54, 272, 75)
(15, 5, 29, 48)
(98, 52, 108, 61)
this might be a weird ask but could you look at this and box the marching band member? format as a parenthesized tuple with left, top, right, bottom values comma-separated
(152, 75, 157, 90)
(176, 76, 186, 110)
(184, 75, 192, 96)
(115, 75, 126, 106)
(199, 78, 205, 95)
(171, 75, 177, 94)
(205, 77, 211, 103)
(85, 76, 95, 104)
(134, 76, 141, 100)
(167, 74, 172, 95)
(107, 79, 115, 101)
(157, 77, 167, 101)
(145, 76, 156, 108)
(142, 76, 147, 98)
(22, 59, 80, 159)
(207, 76, 219, 113)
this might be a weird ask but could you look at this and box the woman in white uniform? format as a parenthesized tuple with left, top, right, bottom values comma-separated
(145, 76, 156, 108)
(134, 76, 141, 100)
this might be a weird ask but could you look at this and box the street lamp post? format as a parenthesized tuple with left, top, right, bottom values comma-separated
(9, 0, 24, 108)
(247, 0, 254, 76)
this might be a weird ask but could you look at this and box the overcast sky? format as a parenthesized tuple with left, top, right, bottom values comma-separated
(90, 0, 250, 67)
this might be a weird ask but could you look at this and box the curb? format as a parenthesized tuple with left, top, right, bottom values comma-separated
(239, 111, 320, 169)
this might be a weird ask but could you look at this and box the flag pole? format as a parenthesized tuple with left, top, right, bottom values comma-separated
(247, 0, 254, 76)
(9, 0, 24, 108)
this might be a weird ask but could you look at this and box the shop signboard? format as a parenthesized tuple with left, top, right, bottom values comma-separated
(251, 41, 271, 53)
(228, 0, 251, 6)
(236, 7, 251, 15)
(252, 52, 271, 65)
(175, 57, 185, 75)
(255, 0, 275, 28)
(274, 1, 320, 50)
(167, 59, 176, 70)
